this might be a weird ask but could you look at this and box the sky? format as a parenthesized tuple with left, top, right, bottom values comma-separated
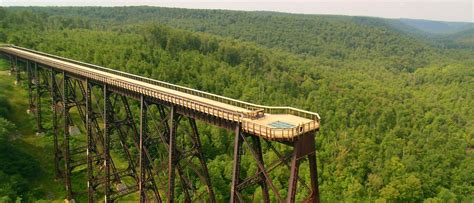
(1, 0, 473, 23)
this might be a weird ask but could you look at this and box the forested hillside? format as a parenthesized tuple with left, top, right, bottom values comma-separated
(8, 7, 438, 67)
(12, 6, 474, 66)
(0, 7, 472, 202)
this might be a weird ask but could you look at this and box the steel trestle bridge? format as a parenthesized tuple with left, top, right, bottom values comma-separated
(0, 44, 321, 203)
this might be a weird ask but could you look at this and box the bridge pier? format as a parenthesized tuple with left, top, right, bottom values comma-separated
(139, 95, 147, 203)
(145, 102, 216, 203)
(8, 55, 14, 76)
(86, 79, 94, 203)
(230, 125, 244, 202)
(50, 68, 62, 179)
(26, 61, 33, 114)
(138, 99, 163, 202)
(287, 132, 320, 203)
(14, 55, 20, 85)
(251, 135, 271, 202)
(188, 118, 216, 203)
(25, 61, 47, 135)
(167, 106, 178, 203)
(103, 85, 112, 203)
(231, 128, 320, 203)
(34, 62, 46, 134)
(63, 72, 74, 201)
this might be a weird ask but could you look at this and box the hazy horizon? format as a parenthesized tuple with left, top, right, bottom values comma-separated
(1, 0, 472, 23)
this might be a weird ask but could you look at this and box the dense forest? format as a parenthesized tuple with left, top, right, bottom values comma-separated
(0, 7, 472, 202)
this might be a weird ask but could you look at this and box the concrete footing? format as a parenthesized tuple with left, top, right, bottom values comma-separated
(64, 199, 75, 203)
(69, 126, 81, 135)
(115, 182, 127, 191)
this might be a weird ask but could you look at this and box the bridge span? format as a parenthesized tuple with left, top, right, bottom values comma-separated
(0, 44, 321, 202)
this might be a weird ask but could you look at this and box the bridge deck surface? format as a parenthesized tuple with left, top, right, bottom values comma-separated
(1, 46, 319, 140)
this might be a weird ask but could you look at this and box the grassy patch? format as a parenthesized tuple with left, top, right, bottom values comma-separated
(0, 61, 66, 201)
(0, 58, 9, 71)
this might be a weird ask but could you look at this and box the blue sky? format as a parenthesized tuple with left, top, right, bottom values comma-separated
(1, 0, 472, 23)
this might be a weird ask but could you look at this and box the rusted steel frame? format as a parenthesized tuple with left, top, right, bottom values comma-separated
(266, 141, 310, 191)
(106, 93, 139, 184)
(26, 61, 34, 113)
(188, 118, 216, 203)
(287, 133, 319, 203)
(176, 164, 192, 202)
(251, 136, 270, 202)
(96, 93, 162, 202)
(123, 97, 219, 201)
(97, 85, 134, 201)
(121, 95, 161, 201)
(69, 80, 86, 125)
(122, 96, 156, 166)
(98, 86, 138, 202)
(167, 106, 180, 203)
(94, 169, 134, 185)
(146, 103, 171, 156)
(237, 151, 292, 191)
(9, 55, 14, 75)
(287, 146, 300, 202)
(86, 84, 122, 184)
(157, 104, 171, 143)
(109, 185, 140, 201)
(63, 79, 95, 169)
(89, 83, 106, 136)
(34, 62, 44, 133)
(38, 66, 52, 99)
(85, 83, 108, 166)
(62, 72, 73, 200)
(173, 147, 193, 202)
(240, 134, 283, 202)
(15, 55, 20, 84)
(70, 159, 91, 169)
(147, 103, 213, 202)
(307, 152, 320, 203)
(103, 84, 111, 203)
(62, 75, 95, 197)
(86, 78, 95, 203)
(50, 68, 62, 179)
(177, 107, 208, 202)
(147, 104, 184, 201)
(139, 95, 146, 203)
(52, 74, 75, 132)
(103, 93, 159, 202)
(121, 95, 156, 176)
(82, 82, 105, 138)
(230, 125, 243, 203)
(70, 145, 88, 155)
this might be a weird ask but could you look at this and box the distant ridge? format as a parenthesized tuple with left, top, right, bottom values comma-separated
(397, 18, 472, 34)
